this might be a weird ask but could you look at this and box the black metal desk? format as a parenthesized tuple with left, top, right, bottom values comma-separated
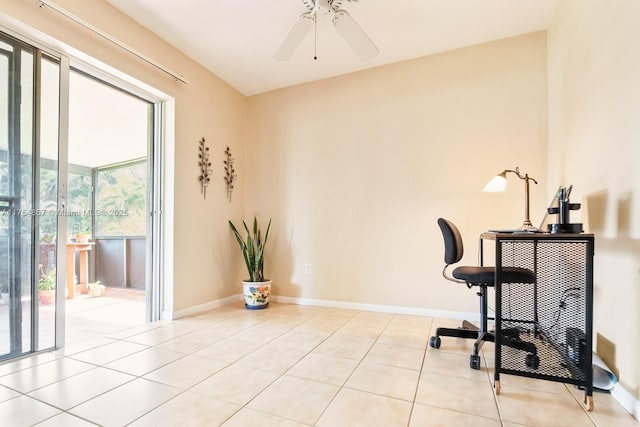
(480, 232, 595, 411)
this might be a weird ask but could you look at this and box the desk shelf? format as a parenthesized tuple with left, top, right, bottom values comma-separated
(483, 233, 594, 410)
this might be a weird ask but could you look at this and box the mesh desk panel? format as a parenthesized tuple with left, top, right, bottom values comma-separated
(482, 233, 595, 410)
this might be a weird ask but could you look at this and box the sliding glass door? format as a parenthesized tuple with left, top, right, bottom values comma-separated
(1, 26, 163, 360)
(0, 32, 61, 360)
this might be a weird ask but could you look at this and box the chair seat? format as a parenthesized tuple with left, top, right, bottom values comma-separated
(453, 266, 536, 285)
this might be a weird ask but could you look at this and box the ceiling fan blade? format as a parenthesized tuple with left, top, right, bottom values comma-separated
(332, 10, 378, 60)
(274, 14, 314, 61)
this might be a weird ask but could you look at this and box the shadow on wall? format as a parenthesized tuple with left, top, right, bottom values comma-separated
(596, 333, 619, 380)
(214, 234, 236, 296)
(275, 224, 297, 298)
(585, 189, 640, 397)
(617, 192, 633, 238)
(585, 190, 608, 235)
(586, 189, 640, 240)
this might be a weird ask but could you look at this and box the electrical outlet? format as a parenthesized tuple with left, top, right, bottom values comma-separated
(304, 263, 312, 274)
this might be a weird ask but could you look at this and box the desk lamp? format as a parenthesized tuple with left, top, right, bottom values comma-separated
(483, 167, 538, 231)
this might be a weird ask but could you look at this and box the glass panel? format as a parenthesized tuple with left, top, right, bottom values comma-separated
(0, 41, 12, 53)
(37, 56, 60, 350)
(0, 54, 7, 195)
(95, 161, 147, 237)
(0, 32, 60, 359)
(0, 41, 35, 359)
(17, 48, 34, 355)
(0, 48, 10, 355)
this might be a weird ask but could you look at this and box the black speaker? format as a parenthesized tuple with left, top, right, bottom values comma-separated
(566, 327, 587, 370)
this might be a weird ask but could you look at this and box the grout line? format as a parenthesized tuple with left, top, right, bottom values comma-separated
(301, 309, 375, 425)
(407, 316, 433, 427)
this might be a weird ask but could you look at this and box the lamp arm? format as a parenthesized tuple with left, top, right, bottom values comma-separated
(502, 166, 538, 230)
(504, 167, 538, 185)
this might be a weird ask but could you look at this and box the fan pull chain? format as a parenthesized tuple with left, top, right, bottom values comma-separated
(314, 15, 317, 60)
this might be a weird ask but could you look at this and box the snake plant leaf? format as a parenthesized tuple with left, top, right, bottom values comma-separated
(229, 217, 271, 282)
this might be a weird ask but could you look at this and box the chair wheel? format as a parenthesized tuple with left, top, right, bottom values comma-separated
(470, 355, 481, 370)
(525, 353, 540, 370)
(429, 336, 441, 349)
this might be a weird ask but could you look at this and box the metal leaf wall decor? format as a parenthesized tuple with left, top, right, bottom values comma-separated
(197, 137, 212, 199)
(223, 146, 236, 202)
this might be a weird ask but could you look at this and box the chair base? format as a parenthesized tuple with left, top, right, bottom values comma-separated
(429, 322, 538, 370)
(429, 321, 494, 370)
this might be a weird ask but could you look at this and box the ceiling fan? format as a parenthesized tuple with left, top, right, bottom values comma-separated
(274, 0, 379, 61)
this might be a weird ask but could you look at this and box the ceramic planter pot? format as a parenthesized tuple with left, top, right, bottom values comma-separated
(38, 289, 55, 305)
(89, 284, 105, 297)
(242, 280, 271, 309)
(75, 233, 90, 243)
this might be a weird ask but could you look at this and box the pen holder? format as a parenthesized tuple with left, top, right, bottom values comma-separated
(547, 186, 583, 233)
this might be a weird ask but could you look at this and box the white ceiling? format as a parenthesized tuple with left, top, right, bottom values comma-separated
(105, 0, 560, 96)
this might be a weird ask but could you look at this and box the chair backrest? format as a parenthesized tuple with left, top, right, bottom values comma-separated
(437, 218, 464, 265)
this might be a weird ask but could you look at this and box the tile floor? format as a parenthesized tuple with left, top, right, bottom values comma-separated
(0, 302, 638, 426)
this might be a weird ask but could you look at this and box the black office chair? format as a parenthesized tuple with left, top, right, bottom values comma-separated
(429, 218, 537, 370)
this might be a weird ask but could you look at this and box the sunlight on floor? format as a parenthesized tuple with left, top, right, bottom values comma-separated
(64, 287, 146, 345)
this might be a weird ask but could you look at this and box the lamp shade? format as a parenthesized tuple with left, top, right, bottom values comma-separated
(483, 172, 507, 192)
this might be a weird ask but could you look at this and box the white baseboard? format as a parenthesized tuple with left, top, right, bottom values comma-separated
(611, 383, 640, 422)
(161, 294, 240, 320)
(163, 293, 479, 323)
(271, 294, 480, 321)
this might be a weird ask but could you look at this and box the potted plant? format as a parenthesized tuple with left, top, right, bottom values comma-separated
(38, 264, 56, 305)
(75, 230, 91, 243)
(88, 281, 106, 297)
(229, 216, 272, 309)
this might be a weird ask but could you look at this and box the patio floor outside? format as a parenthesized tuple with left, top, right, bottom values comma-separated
(0, 287, 146, 356)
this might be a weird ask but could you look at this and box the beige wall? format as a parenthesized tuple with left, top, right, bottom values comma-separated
(246, 32, 548, 313)
(548, 0, 640, 399)
(0, 0, 247, 313)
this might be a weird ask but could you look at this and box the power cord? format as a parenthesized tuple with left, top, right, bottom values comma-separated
(549, 287, 582, 338)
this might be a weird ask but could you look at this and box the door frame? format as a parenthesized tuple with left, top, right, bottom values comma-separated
(1, 33, 33, 356)
(54, 53, 70, 347)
